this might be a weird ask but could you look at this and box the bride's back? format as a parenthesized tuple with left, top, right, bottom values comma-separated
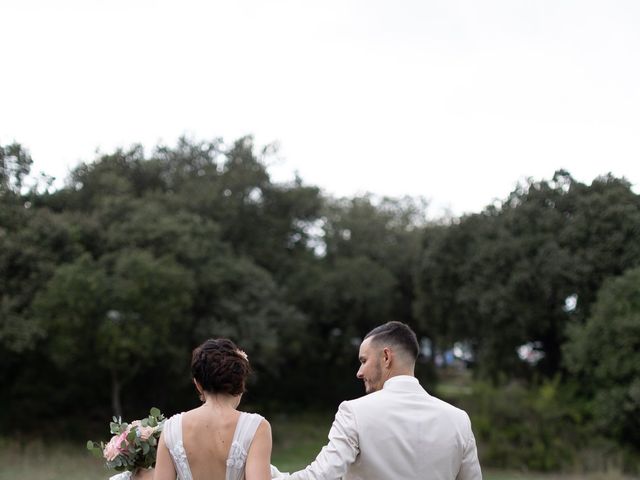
(155, 338, 272, 480)
(181, 407, 241, 479)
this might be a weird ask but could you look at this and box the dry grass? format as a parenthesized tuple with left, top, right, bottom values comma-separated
(0, 438, 106, 480)
(484, 472, 637, 480)
(0, 427, 636, 480)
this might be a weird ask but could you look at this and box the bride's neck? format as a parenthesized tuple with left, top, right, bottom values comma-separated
(201, 393, 240, 411)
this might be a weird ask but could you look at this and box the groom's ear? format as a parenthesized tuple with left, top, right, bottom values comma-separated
(382, 347, 393, 367)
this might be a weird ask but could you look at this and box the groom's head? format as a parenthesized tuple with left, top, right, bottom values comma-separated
(356, 321, 419, 394)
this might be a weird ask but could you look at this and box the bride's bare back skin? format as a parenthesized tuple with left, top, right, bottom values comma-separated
(152, 393, 272, 480)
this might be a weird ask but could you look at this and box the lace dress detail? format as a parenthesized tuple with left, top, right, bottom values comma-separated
(226, 441, 247, 469)
(225, 413, 264, 478)
(163, 411, 264, 480)
(172, 439, 190, 476)
(163, 413, 193, 480)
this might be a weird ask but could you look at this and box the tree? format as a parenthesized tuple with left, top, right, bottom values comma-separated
(322, 195, 426, 327)
(0, 207, 87, 354)
(191, 254, 307, 380)
(283, 255, 398, 403)
(415, 171, 640, 380)
(33, 251, 195, 417)
(0, 142, 33, 199)
(16, 137, 320, 416)
(564, 266, 640, 448)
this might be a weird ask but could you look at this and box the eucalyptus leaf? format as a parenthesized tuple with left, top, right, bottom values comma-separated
(110, 422, 120, 434)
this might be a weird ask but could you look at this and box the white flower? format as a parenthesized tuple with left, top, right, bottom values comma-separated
(237, 349, 248, 361)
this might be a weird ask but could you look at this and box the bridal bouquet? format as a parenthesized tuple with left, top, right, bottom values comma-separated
(88, 407, 165, 479)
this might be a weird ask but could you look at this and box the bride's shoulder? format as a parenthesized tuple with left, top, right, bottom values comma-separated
(162, 411, 186, 430)
(165, 411, 185, 421)
(238, 412, 271, 438)
(238, 411, 267, 423)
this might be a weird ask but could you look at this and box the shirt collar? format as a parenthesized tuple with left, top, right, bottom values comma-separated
(382, 375, 419, 389)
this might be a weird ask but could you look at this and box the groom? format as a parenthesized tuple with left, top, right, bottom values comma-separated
(286, 321, 482, 480)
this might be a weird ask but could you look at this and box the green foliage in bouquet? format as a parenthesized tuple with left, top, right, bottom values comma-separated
(87, 407, 165, 472)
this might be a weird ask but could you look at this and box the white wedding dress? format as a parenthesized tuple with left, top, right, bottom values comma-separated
(108, 412, 288, 480)
(163, 411, 265, 480)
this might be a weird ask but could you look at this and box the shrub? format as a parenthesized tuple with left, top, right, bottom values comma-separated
(463, 378, 586, 470)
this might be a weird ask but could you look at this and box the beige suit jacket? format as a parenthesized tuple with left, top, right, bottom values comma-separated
(288, 375, 482, 480)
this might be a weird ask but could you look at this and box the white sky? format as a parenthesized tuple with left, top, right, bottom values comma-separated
(2, 0, 639, 215)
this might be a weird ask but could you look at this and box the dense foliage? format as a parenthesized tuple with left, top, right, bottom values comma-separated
(564, 266, 640, 447)
(415, 170, 640, 380)
(2, 138, 640, 468)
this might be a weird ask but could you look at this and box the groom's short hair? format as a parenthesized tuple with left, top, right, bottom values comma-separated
(364, 321, 420, 361)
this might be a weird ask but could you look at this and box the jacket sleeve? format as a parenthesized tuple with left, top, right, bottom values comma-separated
(287, 401, 359, 480)
(456, 413, 482, 480)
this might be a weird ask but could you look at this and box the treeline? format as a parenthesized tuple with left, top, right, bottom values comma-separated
(1, 138, 639, 459)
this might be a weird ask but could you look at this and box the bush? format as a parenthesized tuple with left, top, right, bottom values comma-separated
(447, 378, 640, 473)
(462, 378, 586, 471)
(564, 266, 640, 449)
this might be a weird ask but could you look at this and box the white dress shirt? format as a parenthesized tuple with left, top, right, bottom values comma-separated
(287, 375, 482, 480)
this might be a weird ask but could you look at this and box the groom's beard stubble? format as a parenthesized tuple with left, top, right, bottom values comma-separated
(365, 362, 383, 394)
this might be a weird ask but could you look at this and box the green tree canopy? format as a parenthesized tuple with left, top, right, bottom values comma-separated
(415, 170, 640, 379)
(564, 266, 640, 447)
(33, 251, 195, 417)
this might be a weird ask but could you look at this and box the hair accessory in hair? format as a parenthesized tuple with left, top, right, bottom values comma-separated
(236, 349, 248, 361)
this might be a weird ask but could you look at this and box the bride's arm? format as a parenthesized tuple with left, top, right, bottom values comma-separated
(245, 419, 273, 480)
(153, 431, 177, 480)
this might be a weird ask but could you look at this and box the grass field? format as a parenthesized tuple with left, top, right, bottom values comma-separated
(0, 413, 636, 480)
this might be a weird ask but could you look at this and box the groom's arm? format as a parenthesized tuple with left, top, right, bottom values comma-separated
(456, 413, 482, 480)
(288, 401, 359, 480)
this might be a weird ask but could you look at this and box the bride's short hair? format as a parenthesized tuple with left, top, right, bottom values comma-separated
(191, 338, 250, 396)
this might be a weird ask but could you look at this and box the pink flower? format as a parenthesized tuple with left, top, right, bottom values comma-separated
(103, 431, 128, 461)
(139, 426, 155, 441)
(103, 440, 119, 462)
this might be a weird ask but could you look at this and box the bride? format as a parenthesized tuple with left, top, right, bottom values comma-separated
(146, 338, 273, 480)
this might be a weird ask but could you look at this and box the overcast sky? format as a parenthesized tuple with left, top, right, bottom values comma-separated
(2, 0, 639, 215)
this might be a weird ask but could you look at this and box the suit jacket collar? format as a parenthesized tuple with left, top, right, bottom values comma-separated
(382, 375, 425, 393)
